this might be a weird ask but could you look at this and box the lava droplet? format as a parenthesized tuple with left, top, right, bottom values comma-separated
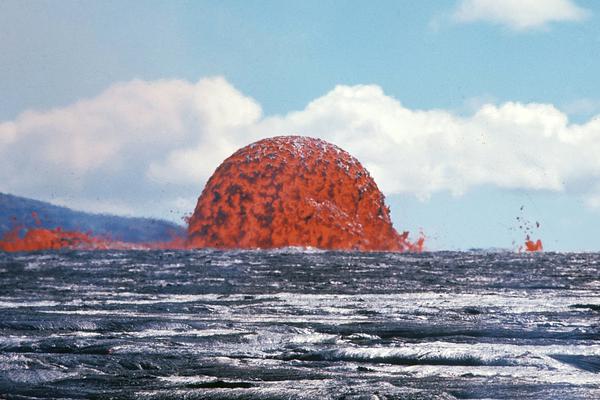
(187, 136, 422, 251)
(525, 238, 543, 252)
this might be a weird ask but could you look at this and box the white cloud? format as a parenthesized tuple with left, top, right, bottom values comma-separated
(453, 0, 589, 30)
(249, 87, 600, 199)
(2, 77, 600, 221)
(0, 77, 262, 219)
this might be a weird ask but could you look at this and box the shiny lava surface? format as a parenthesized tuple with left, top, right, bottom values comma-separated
(188, 136, 416, 251)
(0, 250, 599, 399)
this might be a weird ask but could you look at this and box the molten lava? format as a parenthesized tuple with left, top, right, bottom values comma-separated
(0, 225, 189, 252)
(0, 212, 186, 252)
(525, 237, 543, 252)
(515, 210, 543, 253)
(0, 226, 105, 252)
(187, 136, 422, 251)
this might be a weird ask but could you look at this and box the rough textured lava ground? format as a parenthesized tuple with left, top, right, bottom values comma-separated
(188, 136, 418, 251)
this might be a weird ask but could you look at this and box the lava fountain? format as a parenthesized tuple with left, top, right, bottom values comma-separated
(187, 136, 422, 251)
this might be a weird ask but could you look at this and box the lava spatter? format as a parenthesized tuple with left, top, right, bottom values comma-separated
(515, 207, 543, 252)
(187, 136, 421, 251)
(525, 237, 543, 252)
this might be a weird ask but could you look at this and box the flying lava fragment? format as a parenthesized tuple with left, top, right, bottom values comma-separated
(515, 210, 543, 252)
(525, 237, 543, 252)
(187, 136, 423, 251)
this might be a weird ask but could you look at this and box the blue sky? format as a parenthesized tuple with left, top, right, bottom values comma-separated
(1, 0, 600, 251)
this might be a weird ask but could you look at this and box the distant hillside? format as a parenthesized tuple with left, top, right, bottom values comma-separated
(0, 193, 186, 243)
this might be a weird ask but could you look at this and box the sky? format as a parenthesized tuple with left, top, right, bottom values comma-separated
(1, 0, 600, 251)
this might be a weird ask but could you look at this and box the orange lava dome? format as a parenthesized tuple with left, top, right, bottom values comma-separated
(187, 136, 420, 251)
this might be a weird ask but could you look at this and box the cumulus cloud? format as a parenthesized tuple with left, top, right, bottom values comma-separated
(248, 86, 600, 201)
(2, 76, 600, 221)
(452, 0, 588, 30)
(0, 77, 262, 219)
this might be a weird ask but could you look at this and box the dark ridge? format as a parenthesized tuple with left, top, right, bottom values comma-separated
(463, 307, 482, 315)
(186, 380, 254, 389)
(0, 192, 185, 243)
(277, 350, 507, 367)
(551, 355, 600, 373)
(2, 339, 115, 355)
(310, 322, 600, 341)
(570, 304, 600, 312)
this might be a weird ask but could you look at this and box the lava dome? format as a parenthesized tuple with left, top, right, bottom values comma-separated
(187, 136, 416, 251)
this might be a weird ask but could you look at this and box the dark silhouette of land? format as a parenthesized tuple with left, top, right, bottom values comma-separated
(0, 193, 185, 244)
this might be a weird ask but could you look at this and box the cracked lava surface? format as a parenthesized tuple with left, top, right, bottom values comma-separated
(187, 136, 421, 251)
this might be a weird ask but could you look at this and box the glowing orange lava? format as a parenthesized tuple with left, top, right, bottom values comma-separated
(515, 210, 543, 252)
(187, 136, 422, 251)
(0, 226, 108, 252)
(525, 237, 543, 252)
(0, 212, 187, 252)
(0, 226, 189, 252)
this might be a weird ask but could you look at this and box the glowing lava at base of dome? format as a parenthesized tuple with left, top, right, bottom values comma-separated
(0, 226, 99, 252)
(187, 136, 423, 252)
(0, 226, 188, 252)
(0, 213, 187, 252)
